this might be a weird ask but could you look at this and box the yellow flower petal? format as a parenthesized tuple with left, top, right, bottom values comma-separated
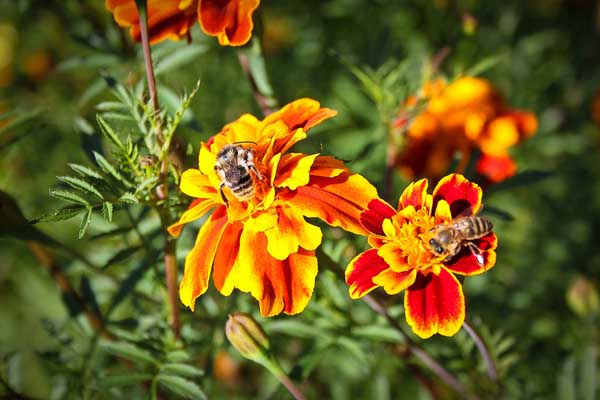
(262, 206, 322, 260)
(274, 153, 319, 190)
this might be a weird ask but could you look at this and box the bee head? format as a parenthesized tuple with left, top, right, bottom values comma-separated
(428, 238, 444, 255)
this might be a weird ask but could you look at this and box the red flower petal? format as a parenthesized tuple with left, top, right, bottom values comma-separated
(345, 249, 389, 299)
(179, 207, 229, 310)
(432, 173, 482, 217)
(212, 221, 244, 295)
(405, 269, 465, 338)
(360, 199, 396, 236)
(398, 178, 428, 211)
(444, 233, 498, 275)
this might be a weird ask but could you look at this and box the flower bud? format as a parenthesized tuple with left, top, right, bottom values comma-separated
(225, 313, 270, 364)
(566, 276, 600, 318)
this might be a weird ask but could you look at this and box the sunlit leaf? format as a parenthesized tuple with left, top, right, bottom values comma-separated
(50, 189, 90, 206)
(160, 363, 205, 378)
(99, 340, 157, 365)
(102, 202, 113, 223)
(69, 163, 103, 180)
(57, 176, 103, 200)
(157, 374, 207, 400)
(78, 207, 93, 238)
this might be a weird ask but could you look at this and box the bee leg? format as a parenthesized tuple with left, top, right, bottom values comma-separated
(219, 182, 229, 205)
(249, 164, 263, 180)
(466, 242, 485, 266)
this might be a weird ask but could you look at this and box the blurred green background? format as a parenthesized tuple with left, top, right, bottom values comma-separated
(1, 0, 600, 398)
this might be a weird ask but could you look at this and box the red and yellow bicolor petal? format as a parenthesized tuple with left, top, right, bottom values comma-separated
(234, 228, 318, 316)
(280, 172, 379, 236)
(405, 269, 465, 339)
(261, 98, 337, 135)
(168, 198, 219, 237)
(106, 0, 198, 44)
(179, 207, 228, 310)
(432, 173, 482, 217)
(274, 153, 319, 190)
(372, 269, 417, 295)
(198, 0, 259, 46)
(398, 178, 432, 212)
(360, 199, 396, 236)
(444, 232, 498, 275)
(345, 249, 390, 299)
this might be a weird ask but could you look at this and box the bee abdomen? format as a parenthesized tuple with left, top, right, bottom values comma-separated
(470, 216, 493, 238)
(230, 174, 255, 200)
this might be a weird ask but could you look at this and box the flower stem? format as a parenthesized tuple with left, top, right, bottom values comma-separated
(263, 358, 306, 400)
(383, 121, 397, 203)
(462, 320, 498, 382)
(136, 0, 180, 336)
(238, 38, 278, 116)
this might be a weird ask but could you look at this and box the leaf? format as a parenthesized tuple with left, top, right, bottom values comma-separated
(119, 192, 138, 204)
(80, 276, 102, 320)
(78, 207, 93, 238)
(580, 343, 597, 400)
(557, 356, 576, 400)
(96, 101, 128, 112)
(57, 176, 103, 200)
(68, 163, 103, 179)
(351, 325, 404, 343)
(463, 54, 504, 77)
(155, 44, 209, 76)
(49, 189, 90, 206)
(90, 226, 133, 240)
(266, 320, 331, 340)
(160, 363, 205, 378)
(103, 246, 141, 269)
(102, 202, 113, 223)
(108, 257, 152, 313)
(99, 340, 157, 365)
(33, 205, 86, 223)
(97, 115, 125, 152)
(93, 151, 133, 187)
(486, 170, 554, 196)
(157, 374, 207, 400)
(98, 373, 153, 387)
(166, 350, 191, 363)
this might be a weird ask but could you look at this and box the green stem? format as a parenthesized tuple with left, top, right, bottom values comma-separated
(238, 38, 278, 116)
(462, 320, 498, 381)
(263, 358, 306, 400)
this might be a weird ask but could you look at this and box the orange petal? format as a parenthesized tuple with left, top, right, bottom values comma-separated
(432, 173, 482, 217)
(345, 249, 390, 299)
(180, 168, 218, 199)
(212, 221, 244, 295)
(261, 98, 337, 134)
(360, 199, 396, 236)
(236, 229, 317, 316)
(444, 233, 497, 276)
(308, 156, 347, 178)
(168, 199, 219, 237)
(373, 269, 417, 295)
(179, 207, 228, 310)
(260, 206, 322, 260)
(274, 153, 319, 190)
(405, 269, 465, 338)
(476, 153, 517, 184)
(398, 178, 430, 211)
(280, 172, 379, 235)
(377, 243, 412, 273)
(198, 0, 260, 46)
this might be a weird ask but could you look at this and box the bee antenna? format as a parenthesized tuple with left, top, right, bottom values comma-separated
(231, 141, 258, 146)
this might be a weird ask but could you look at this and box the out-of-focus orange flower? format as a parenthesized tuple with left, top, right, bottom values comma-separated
(169, 98, 378, 316)
(105, 0, 259, 46)
(346, 174, 497, 338)
(395, 77, 538, 184)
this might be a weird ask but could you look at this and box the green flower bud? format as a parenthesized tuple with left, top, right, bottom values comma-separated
(225, 313, 270, 364)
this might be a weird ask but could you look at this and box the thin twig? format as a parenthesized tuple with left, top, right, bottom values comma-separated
(462, 320, 498, 381)
(273, 370, 306, 400)
(136, 0, 180, 336)
(237, 38, 278, 116)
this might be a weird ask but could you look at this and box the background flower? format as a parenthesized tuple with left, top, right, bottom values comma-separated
(170, 98, 378, 316)
(396, 77, 538, 184)
(346, 174, 497, 338)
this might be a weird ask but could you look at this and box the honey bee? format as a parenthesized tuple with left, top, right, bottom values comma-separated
(214, 143, 263, 203)
(427, 215, 493, 266)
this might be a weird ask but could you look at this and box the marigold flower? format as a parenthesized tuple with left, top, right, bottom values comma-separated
(169, 98, 378, 316)
(396, 77, 537, 184)
(105, 0, 259, 46)
(345, 174, 497, 338)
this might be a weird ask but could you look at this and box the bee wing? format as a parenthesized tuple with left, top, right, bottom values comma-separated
(452, 217, 473, 231)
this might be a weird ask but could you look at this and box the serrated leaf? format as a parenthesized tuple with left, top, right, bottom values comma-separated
(98, 373, 153, 387)
(34, 205, 86, 223)
(50, 189, 90, 206)
(93, 151, 133, 187)
(335, 337, 367, 364)
(155, 45, 209, 75)
(78, 207, 93, 238)
(102, 202, 113, 223)
(99, 340, 157, 365)
(267, 320, 331, 340)
(160, 363, 204, 378)
(463, 54, 504, 77)
(103, 246, 141, 269)
(157, 374, 207, 400)
(57, 176, 103, 200)
(68, 163, 103, 179)
(166, 350, 191, 363)
(119, 192, 138, 204)
(96, 101, 128, 112)
(80, 276, 102, 320)
(108, 257, 152, 313)
(97, 115, 125, 152)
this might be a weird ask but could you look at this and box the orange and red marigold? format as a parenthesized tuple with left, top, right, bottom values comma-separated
(345, 174, 497, 338)
(105, 0, 260, 46)
(169, 98, 378, 317)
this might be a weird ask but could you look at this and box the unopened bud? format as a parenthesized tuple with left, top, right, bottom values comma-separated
(225, 313, 270, 364)
(566, 276, 600, 318)
(462, 13, 478, 36)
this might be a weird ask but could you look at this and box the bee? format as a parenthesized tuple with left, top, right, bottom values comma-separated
(427, 215, 493, 266)
(214, 143, 263, 204)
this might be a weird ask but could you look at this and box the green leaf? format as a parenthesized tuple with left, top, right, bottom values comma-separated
(155, 44, 209, 76)
(96, 101, 128, 112)
(33, 205, 86, 223)
(57, 176, 103, 199)
(166, 350, 191, 363)
(160, 363, 205, 378)
(267, 320, 331, 340)
(78, 207, 93, 238)
(486, 170, 554, 196)
(68, 163, 103, 179)
(351, 325, 404, 343)
(90, 226, 133, 240)
(99, 340, 157, 365)
(80, 276, 102, 320)
(102, 202, 113, 223)
(93, 151, 133, 187)
(463, 54, 504, 77)
(103, 246, 141, 269)
(119, 192, 138, 204)
(557, 356, 577, 400)
(98, 373, 153, 387)
(97, 115, 125, 152)
(157, 374, 207, 400)
(108, 257, 151, 313)
(50, 189, 90, 206)
(580, 343, 597, 400)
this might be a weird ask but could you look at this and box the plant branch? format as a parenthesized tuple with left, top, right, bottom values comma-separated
(462, 320, 498, 382)
(237, 38, 278, 116)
